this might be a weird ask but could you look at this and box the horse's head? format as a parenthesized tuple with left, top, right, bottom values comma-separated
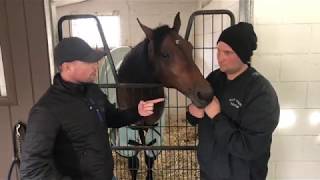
(137, 12, 214, 108)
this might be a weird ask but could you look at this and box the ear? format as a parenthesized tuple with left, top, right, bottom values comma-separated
(137, 18, 153, 40)
(60, 62, 69, 73)
(172, 12, 181, 33)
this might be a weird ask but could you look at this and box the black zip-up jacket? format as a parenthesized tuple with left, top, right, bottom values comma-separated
(187, 67, 279, 180)
(20, 74, 141, 180)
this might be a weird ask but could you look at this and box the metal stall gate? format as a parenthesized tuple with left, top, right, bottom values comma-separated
(108, 10, 235, 180)
(57, 10, 235, 180)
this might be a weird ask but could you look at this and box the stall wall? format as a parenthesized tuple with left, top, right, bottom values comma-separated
(253, 0, 320, 179)
(195, 0, 320, 179)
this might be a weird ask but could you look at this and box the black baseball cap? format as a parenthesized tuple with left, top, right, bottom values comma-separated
(54, 37, 106, 67)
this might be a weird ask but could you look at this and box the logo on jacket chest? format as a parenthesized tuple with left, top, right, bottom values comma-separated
(228, 98, 242, 109)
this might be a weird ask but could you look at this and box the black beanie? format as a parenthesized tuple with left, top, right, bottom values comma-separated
(217, 22, 257, 64)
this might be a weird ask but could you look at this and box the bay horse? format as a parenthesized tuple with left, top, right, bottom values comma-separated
(116, 12, 213, 180)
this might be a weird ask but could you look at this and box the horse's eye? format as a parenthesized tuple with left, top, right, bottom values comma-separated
(161, 52, 170, 58)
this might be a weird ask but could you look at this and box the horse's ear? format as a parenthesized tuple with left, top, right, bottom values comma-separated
(173, 12, 181, 33)
(137, 18, 153, 40)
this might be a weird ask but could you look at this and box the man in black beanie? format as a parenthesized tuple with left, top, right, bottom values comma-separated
(187, 22, 280, 180)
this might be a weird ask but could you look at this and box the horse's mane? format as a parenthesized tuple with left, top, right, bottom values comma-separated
(117, 39, 153, 83)
(118, 25, 171, 84)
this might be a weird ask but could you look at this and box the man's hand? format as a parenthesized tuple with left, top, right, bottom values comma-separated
(138, 98, 165, 116)
(188, 104, 205, 118)
(204, 96, 221, 119)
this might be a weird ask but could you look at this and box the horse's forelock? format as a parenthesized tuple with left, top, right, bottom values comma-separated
(152, 25, 172, 53)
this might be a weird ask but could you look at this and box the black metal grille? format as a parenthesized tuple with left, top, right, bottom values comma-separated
(96, 10, 235, 180)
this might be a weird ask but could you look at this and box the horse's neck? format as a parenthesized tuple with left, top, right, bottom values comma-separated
(118, 39, 157, 83)
(116, 40, 165, 125)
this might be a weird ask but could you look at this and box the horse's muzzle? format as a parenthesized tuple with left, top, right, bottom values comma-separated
(192, 82, 214, 108)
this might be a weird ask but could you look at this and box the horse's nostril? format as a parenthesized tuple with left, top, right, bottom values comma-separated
(197, 91, 202, 99)
(197, 91, 207, 101)
(197, 91, 214, 103)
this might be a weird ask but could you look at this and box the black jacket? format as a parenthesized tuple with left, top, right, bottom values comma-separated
(187, 67, 279, 180)
(20, 74, 141, 180)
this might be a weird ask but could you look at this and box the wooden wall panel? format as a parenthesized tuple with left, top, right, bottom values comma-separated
(0, 0, 18, 178)
(24, 0, 51, 102)
(0, 0, 50, 179)
(0, 0, 17, 106)
(0, 106, 14, 180)
(6, 0, 34, 124)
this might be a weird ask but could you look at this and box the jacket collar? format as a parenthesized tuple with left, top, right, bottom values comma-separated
(53, 73, 89, 96)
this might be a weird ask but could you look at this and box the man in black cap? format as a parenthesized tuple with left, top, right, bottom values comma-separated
(20, 37, 164, 180)
(187, 22, 280, 180)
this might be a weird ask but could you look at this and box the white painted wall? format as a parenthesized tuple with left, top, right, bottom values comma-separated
(253, 0, 320, 179)
(56, 0, 198, 47)
(203, 0, 239, 19)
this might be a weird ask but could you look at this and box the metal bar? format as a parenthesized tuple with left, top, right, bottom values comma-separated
(212, 14, 214, 71)
(184, 9, 235, 40)
(193, 47, 216, 49)
(202, 14, 205, 76)
(112, 146, 197, 150)
(98, 83, 162, 88)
